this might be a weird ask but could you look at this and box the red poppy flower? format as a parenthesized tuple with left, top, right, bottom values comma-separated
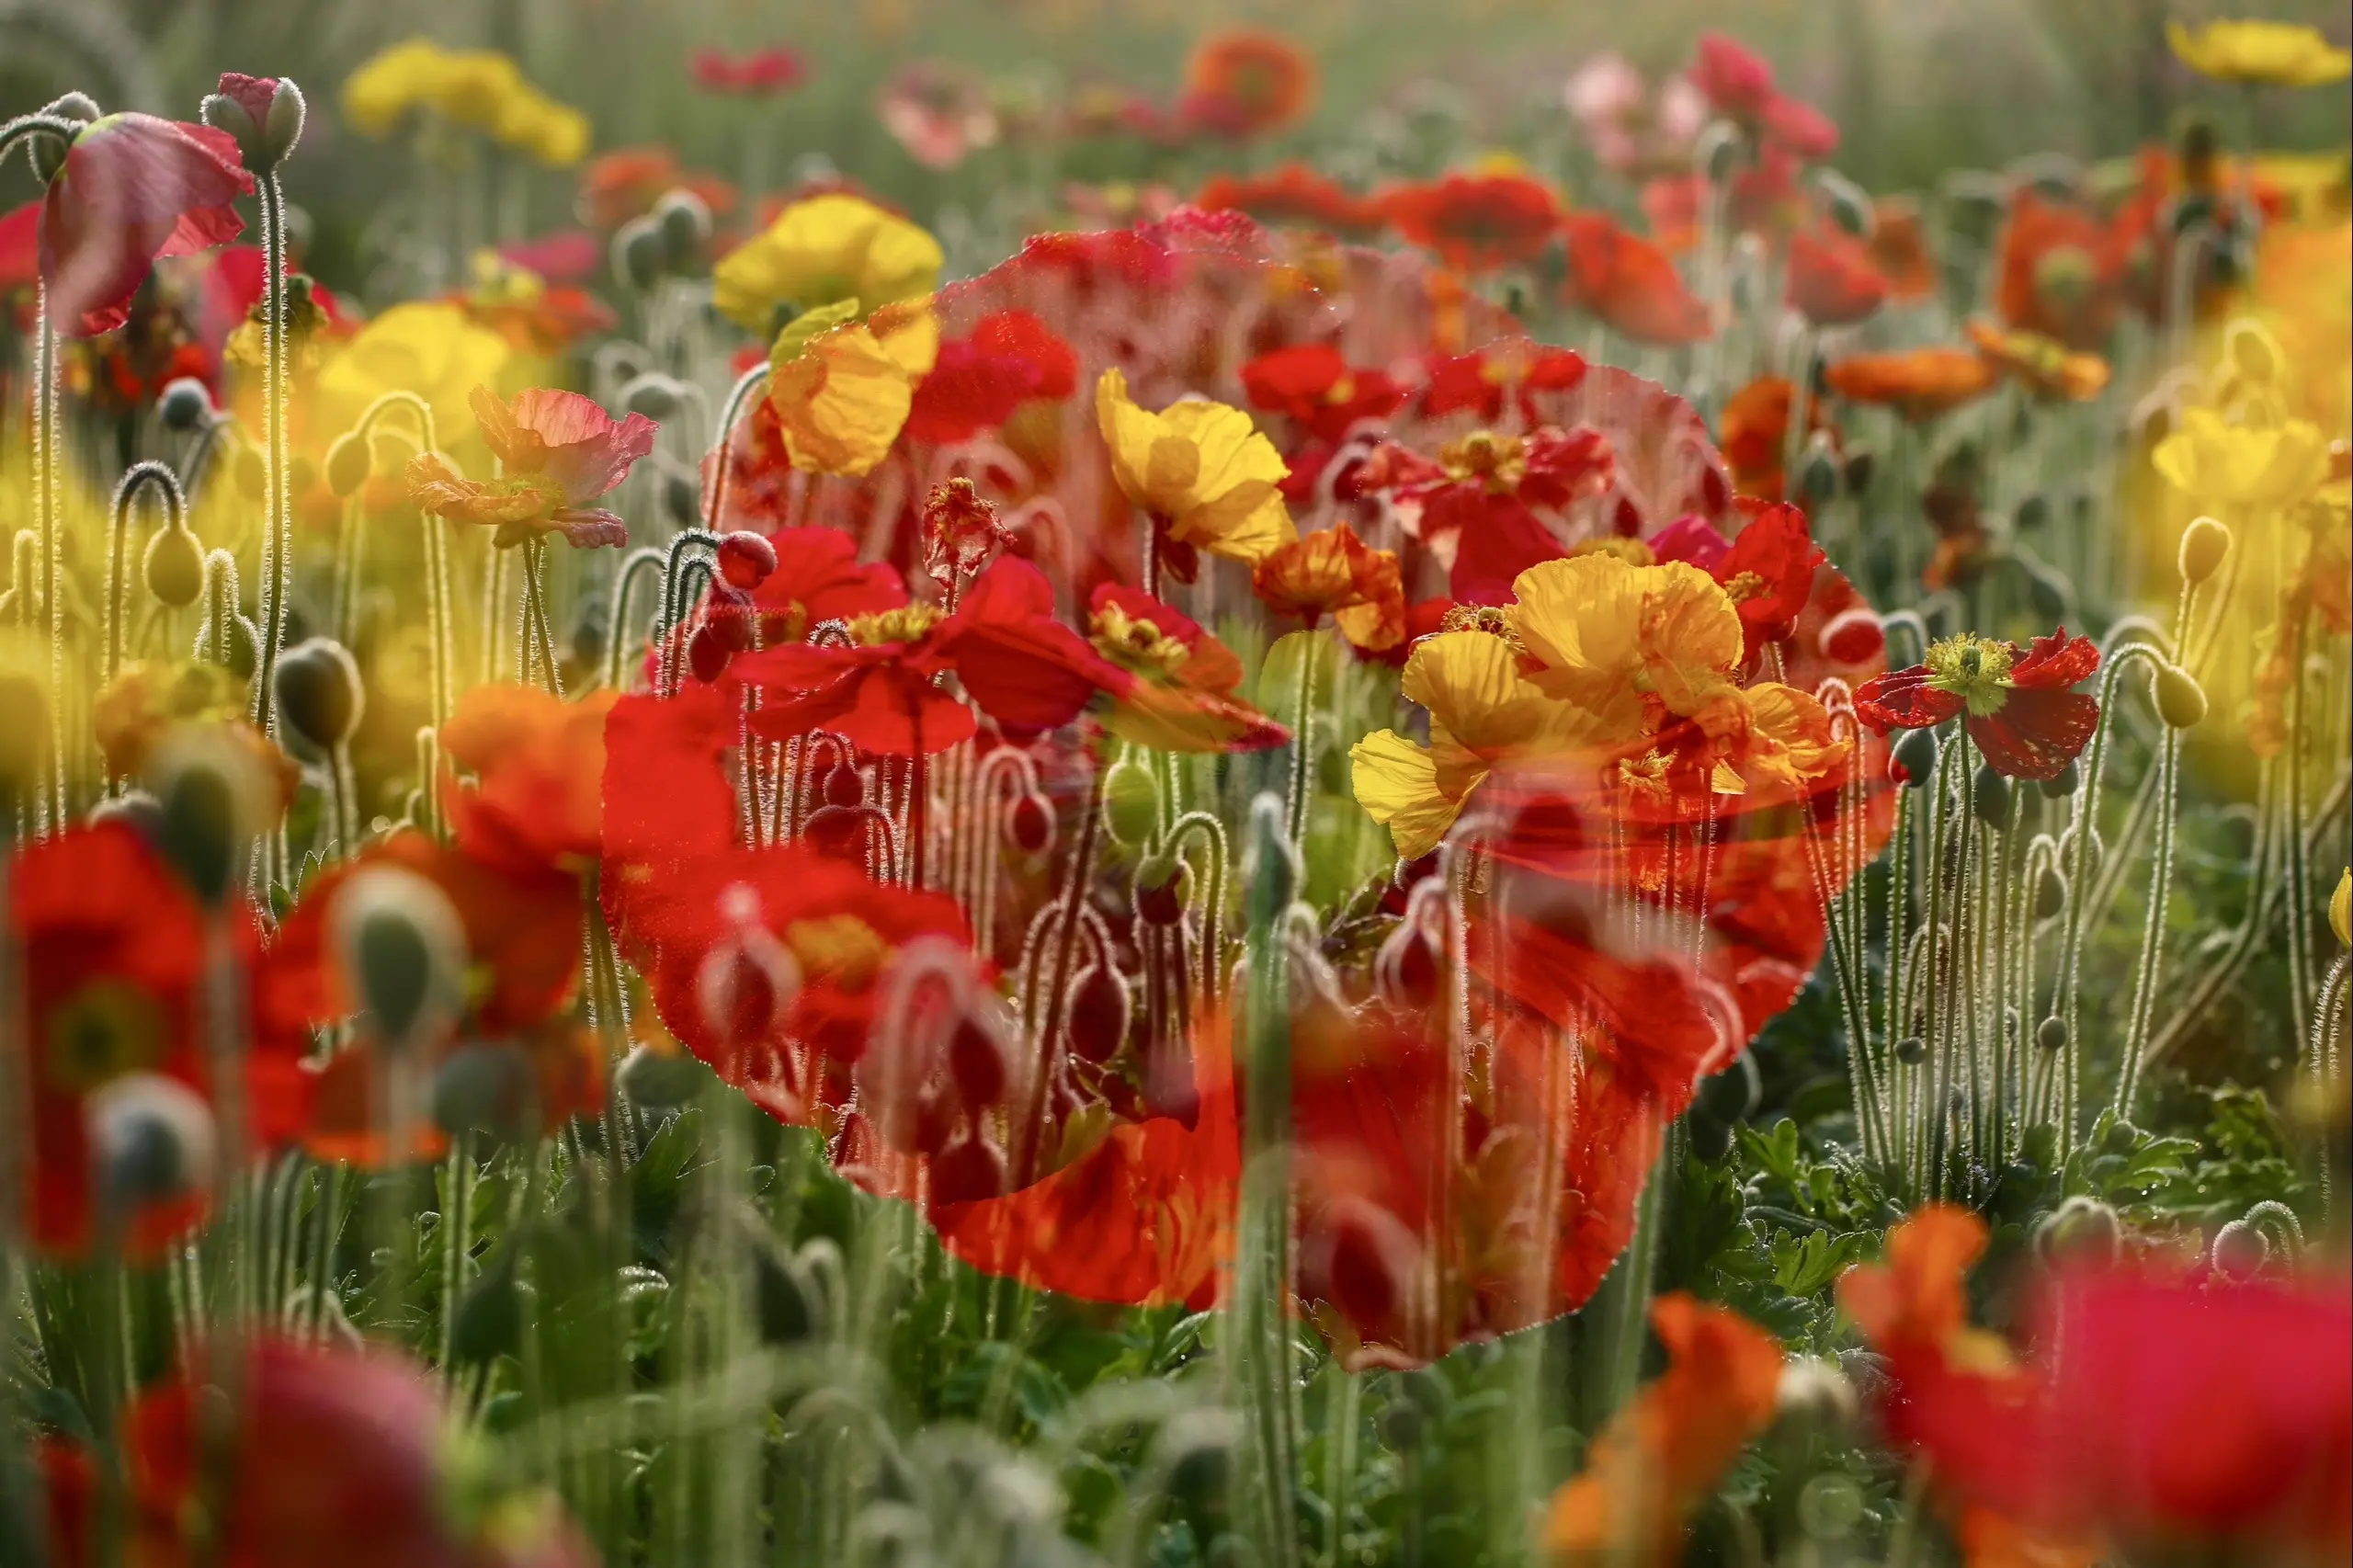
(1855, 628, 2100, 780)
(8, 824, 299, 1256)
(903, 310, 1078, 446)
(1418, 343, 1587, 425)
(438, 684, 617, 877)
(690, 45, 806, 97)
(1786, 222, 1890, 326)
(1841, 1207, 2353, 1564)
(42, 1335, 594, 1568)
(1688, 32, 1778, 120)
(1178, 27, 1318, 140)
(1381, 173, 1563, 273)
(3, 198, 48, 302)
(744, 524, 908, 642)
(407, 386, 656, 549)
(1239, 343, 1410, 444)
(733, 555, 1131, 755)
(1194, 163, 1381, 235)
(1995, 187, 2122, 349)
(1250, 521, 1406, 652)
(1372, 426, 1617, 603)
(1561, 212, 1712, 344)
(1651, 500, 1826, 665)
(37, 113, 253, 336)
(1714, 374, 1824, 501)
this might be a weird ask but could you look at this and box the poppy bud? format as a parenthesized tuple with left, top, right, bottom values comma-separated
(0, 666, 51, 811)
(1892, 727, 1938, 789)
(1841, 448, 1875, 495)
(1798, 435, 1840, 503)
(1007, 793, 1052, 855)
(1135, 856, 1189, 926)
(662, 471, 701, 530)
(1064, 963, 1129, 1063)
(150, 735, 267, 907)
(158, 378, 212, 433)
(324, 432, 370, 499)
(2010, 152, 2082, 200)
(2210, 1219, 2268, 1280)
(1776, 1357, 1858, 1436)
(2013, 492, 2051, 531)
(947, 1016, 1011, 1108)
(1378, 1400, 1425, 1450)
(41, 91, 100, 126)
(87, 1074, 215, 1211)
(824, 761, 865, 810)
(2033, 866, 2068, 921)
(929, 1131, 1009, 1205)
(430, 1040, 537, 1144)
(2102, 1118, 2139, 1154)
(1697, 120, 1742, 186)
(2038, 760, 2080, 798)
(2035, 1016, 2068, 1052)
(2171, 192, 2216, 238)
(2036, 1194, 2120, 1269)
(90, 787, 161, 836)
(717, 531, 778, 590)
(2223, 319, 2281, 385)
(2154, 665, 2206, 730)
(655, 189, 713, 271)
(613, 217, 667, 290)
(203, 75, 305, 172)
(1101, 758, 1159, 846)
(754, 1244, 819, 1345)
(142, 523, 205, 610)
(1893, 1035, 1927, 1065)
(686, 623, 732, 685)
(2176, 517, 2230, 586)
(232, 443, 268, 502)
(1696, 1053, 1762, 1125)
(333, 866, 467, 1051)
(1243, 793, 1300, 924)
(25, 128, 71, 185)
(617, 1042, 709, 1108)
(697, 884, 801, 1053)
(1815, 169, 1873, 237)
(1818, 608, 1883, 665)
(1972, 761, 2011, 827)
(275, 637, 364, 751)
(619, 372, 685, 422)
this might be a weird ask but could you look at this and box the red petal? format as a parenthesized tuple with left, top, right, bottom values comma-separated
(1968, 687, 2097, 780)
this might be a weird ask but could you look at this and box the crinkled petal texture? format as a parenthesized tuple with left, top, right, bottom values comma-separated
(1097, 367, 1296, 562)
(767, 312, 931, 478)
(474, 386, 658, 503)
(712, 191, 944, 335)
(40, 114, 254, 335)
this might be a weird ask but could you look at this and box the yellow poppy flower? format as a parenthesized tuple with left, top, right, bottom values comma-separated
(713, 194, 944, 347)
(1507, 553, 1745, 733)
(2152, 407, 2333, 510)
(1095, 369, 1297, 565)
(342, 40, 460, 139)
(2166, 19, 2351, 87)
(1350, 629, 1608, 859)
(316, 301, 515, 444)
(494, 86, 591, 167)
(764, 300, 931, 478)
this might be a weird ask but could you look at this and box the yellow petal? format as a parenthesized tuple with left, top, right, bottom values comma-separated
(768, 324, 915, 477)
(1350, 729, 1464, 861)
(714, 194, 943, 336)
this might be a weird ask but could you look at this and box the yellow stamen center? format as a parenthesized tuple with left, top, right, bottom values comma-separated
(1922, 633, 2017, 717)
(1088, 602, 1190, 677)
(846, 603, 944, 646)
(1438, 430, 1528, 493)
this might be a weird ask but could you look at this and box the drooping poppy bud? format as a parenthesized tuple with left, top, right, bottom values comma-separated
(331, 865, 468, 1051)
(142, 523, 205, 609)
(274, 636, 364, 751)
(2154, 665, 2207, 729)
(158, 377, 213, 433)
(86, 1074, 215, 1212)
(2177, 516, 2231, 585)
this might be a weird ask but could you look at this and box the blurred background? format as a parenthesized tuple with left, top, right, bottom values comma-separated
(5, 0, 2348, 305)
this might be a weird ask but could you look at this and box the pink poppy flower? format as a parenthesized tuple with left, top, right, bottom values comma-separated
(406, 387, 657, 550)
(37, 113, 254, 336)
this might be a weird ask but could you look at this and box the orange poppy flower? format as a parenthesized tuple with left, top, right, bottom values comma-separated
(1194, 162, 1381, 235)
(1995, 187, 2122, 349)
(1715, 375, 1812, 500)
(1823, 346, 1996, 421)
(1178, 27, 1318, 140)
(1418, 343, 1587, 425)
(1561, 211, 1712, 344)
(1543, 1294, 1783, 1564)
(438, 683, 617, 877)
(406, 386, 657, 549)
(1251, 521, 1406, 652)
(1965, 316, 2110, 401)
(576, 145, 736, 231)
(1382, 173, 1563, 274)
(1870, 196, 1939, 300)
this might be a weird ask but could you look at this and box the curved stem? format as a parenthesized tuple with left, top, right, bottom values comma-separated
(251, 174, 295, 741)
(105, 462, 188, 691)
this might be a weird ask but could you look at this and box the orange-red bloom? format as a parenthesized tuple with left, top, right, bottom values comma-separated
(438, 683, 616, 876)
(903, 309, 1077, 446)
(1418, 343, 1588, 425)
(1870, 196, 1939, 301)
(1823, 347, 1996, 420)
(1086, 584, 1289, 753)
(1382, 173, 1563, 274)
(1715, 375, 1822, 501)
(38, 113, 254, 336)
(1370, 426, 1617, 603)
(1651, 502, 1827, 665)
(1179, 27, 1318, 140)
(1194, 163, 1381, 235)
(1995, 187, 2123, 349)
(1251, 522, 1406, 652)
(1966, 316, 2110, 401)
(1240, 343, 1410, 444)
(690, 44, 806, 97)
(1786, 222, 1890, 325)
(407, 386, 656, 549)
(1561, 212, 1712, 344)
(577, 145, 737, 231)
(1856, 628, 2100, 780)
(1544, 1294, 1783, 1564)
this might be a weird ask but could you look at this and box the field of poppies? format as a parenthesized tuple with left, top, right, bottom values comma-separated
(0, 4, 2348, 1565)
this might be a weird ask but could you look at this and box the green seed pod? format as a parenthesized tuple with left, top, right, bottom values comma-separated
(1892, 727, 1939, 789)
(1972, 761, 2012, 827)
(143, 519, 205, 608)
(2038, 760, 2081, 798)
(158, 378, 212, 434)
(2154, 665, 2207, 730)
(274, 637, 365, 751)
(2033, 866, 2068, 921)
(331, 865, 467, 1051)
(324, 432, 371, 499)
(2035, 1016, 2068, 1053)
(2036, 1194, 2120, 1268)
(2177, 517, 2230, 585)
(1894, 1035, 1927, 1065)
(1100, 757, 1160, 847)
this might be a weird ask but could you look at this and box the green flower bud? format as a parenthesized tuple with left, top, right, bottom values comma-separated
(331, 865, 467, 1051)
(613, 217, 667, 291)
(324, 432, 371, 499)
(142, 524, 206, 609)
(1815, 169, 1873, 237)
(2033, 865, 2068, 921)
(2154, 665, 2207, 730)
(2038, 760, 2081, 799)
(1972, 760, 2012, 827)
(274, 636, 364, 751)
(87, 1074, 215, 1211)
(2037, 1194, 2120, 1268)
(2210, 1219, 2268, 1280)
(1101, 757, 1160, 847)
(1894, 1035, 1927, 1065)
(2036, 1016, 2068, 1052)
(158, 378, 212, 433)
(1892, 727, 1939, 789)
(2177, 517, 2230, 586)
